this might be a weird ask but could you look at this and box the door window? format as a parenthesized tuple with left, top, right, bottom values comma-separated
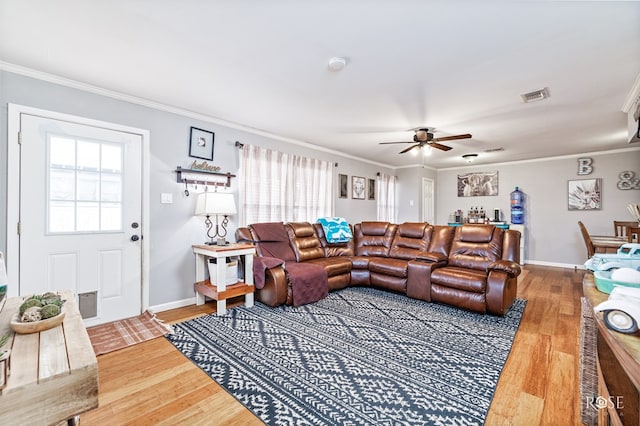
(47, 135, 123, 233)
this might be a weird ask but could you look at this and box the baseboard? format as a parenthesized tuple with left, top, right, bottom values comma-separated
(525, 259, 586, 270)
(149, 297, 195, 313)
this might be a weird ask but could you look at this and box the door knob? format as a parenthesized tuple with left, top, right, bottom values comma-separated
(130, 235, 140, 242)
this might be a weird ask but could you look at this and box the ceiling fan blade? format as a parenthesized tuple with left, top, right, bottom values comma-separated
(428, 142, 452, 151)
(432, 133, 472, 142)
(379, 141, 413, 145)
(400, 144, 421, 154)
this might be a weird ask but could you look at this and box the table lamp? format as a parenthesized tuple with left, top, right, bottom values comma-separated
(195, 191, 237, 245)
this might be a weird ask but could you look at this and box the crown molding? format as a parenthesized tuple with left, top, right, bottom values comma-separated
(3, 61, 637, 173)
(0, 61, 394, 169)
(437, 146, 640, 172)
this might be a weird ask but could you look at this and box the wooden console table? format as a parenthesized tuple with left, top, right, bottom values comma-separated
(583, 274, 640, 425)
(193, 243, 256, 315)
(0, 290, 98, 425)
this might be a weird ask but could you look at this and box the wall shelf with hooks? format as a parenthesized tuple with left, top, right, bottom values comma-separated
(174, 166, 236, 187)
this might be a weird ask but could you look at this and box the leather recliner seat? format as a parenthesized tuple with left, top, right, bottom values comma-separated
(429, 224, 520, 315)
(286, 222, 352, 291)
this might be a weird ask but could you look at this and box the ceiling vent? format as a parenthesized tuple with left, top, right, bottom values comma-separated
(520, 87, 550, 103)
(484, 147, 504, 153)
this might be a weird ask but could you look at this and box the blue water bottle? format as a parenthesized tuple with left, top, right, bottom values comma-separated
(510, 186, 524, 224)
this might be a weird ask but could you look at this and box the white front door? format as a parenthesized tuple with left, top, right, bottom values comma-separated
(14, 109, 145, 326)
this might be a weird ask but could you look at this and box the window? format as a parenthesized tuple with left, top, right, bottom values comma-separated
(239, 145, 333, 225)
(47, 135, 123, 233)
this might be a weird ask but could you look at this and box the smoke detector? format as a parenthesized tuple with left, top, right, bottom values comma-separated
(328, 57, 347, 72)
(520, 87, 550, 103)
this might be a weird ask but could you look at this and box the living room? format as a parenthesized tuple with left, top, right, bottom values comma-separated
(1, 1, 640, 424)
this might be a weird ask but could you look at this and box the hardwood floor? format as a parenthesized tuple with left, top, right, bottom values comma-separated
(80, 265, 586, 425)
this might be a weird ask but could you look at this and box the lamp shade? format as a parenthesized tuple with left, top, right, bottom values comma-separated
(195, 192, 237, 216)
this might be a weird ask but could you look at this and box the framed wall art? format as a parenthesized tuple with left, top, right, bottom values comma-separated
(568, 178, 601, 210)
(352, 176, 366, 200)
(189, 126, 214, 160)
(368, 178, 376, 200)
(457, 171, 499, 197)
(338, 174, 348, 199)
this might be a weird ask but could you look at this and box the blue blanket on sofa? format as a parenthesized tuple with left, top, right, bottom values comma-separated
(317, 217, 353, 243)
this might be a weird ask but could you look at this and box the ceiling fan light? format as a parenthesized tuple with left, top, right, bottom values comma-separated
(415, 129, 428, 141)
(411, 146, 420, 156)
(423, 146, 432, 156)
(462, 153, 478, 163)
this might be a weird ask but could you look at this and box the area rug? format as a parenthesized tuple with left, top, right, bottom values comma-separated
(167, 287, 526, 425)
(580, 297, 598, 426)
(87, 310, 173, 356)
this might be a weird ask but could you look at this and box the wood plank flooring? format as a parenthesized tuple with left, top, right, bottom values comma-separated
(80, 265, 586, 425)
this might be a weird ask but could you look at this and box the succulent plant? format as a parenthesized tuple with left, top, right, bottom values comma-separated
(17, 292, 65, 322)
(41, 296, 63, 307)
(19, 298, 43, 316)
(41, 304, 61, 319)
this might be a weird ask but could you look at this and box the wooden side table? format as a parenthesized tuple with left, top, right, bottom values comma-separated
(192, 243, 256, 315)
(0, 290, 98, 425)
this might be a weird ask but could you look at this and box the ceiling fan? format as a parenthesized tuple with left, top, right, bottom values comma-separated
(380, 128, 472, 154)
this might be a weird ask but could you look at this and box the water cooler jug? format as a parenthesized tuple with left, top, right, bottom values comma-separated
(510, 186, 524, 224)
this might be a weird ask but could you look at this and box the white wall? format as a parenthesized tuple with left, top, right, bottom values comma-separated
(434, 151, 640, 267)
(0, 70, 391, 308)
(396, 166, 437, 223)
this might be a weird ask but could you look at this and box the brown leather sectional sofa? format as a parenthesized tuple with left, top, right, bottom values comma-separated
(236, 221, 521, 316)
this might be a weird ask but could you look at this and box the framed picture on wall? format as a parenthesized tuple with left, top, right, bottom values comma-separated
(568, 178, 601, 210)
(189, 126, 215, 160)
(457, 171, 499, 197)
(368, 178, 376, 200)
(352, 176, 366, 200)
(338, 174, 348, 199)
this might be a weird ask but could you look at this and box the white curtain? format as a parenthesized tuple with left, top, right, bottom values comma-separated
(376, 172, 397, 222)
(239, 144, 333, 225)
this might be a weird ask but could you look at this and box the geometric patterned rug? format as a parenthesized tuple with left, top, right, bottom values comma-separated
(167, 287, 526, 425)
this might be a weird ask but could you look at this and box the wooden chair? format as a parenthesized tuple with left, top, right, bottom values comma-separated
(578, 221, 595, 258)
(614, 220, 638, 238)
(628, 226, 640, 243)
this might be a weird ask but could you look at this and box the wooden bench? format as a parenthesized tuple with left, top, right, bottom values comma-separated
(0, 290, 98, 424)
